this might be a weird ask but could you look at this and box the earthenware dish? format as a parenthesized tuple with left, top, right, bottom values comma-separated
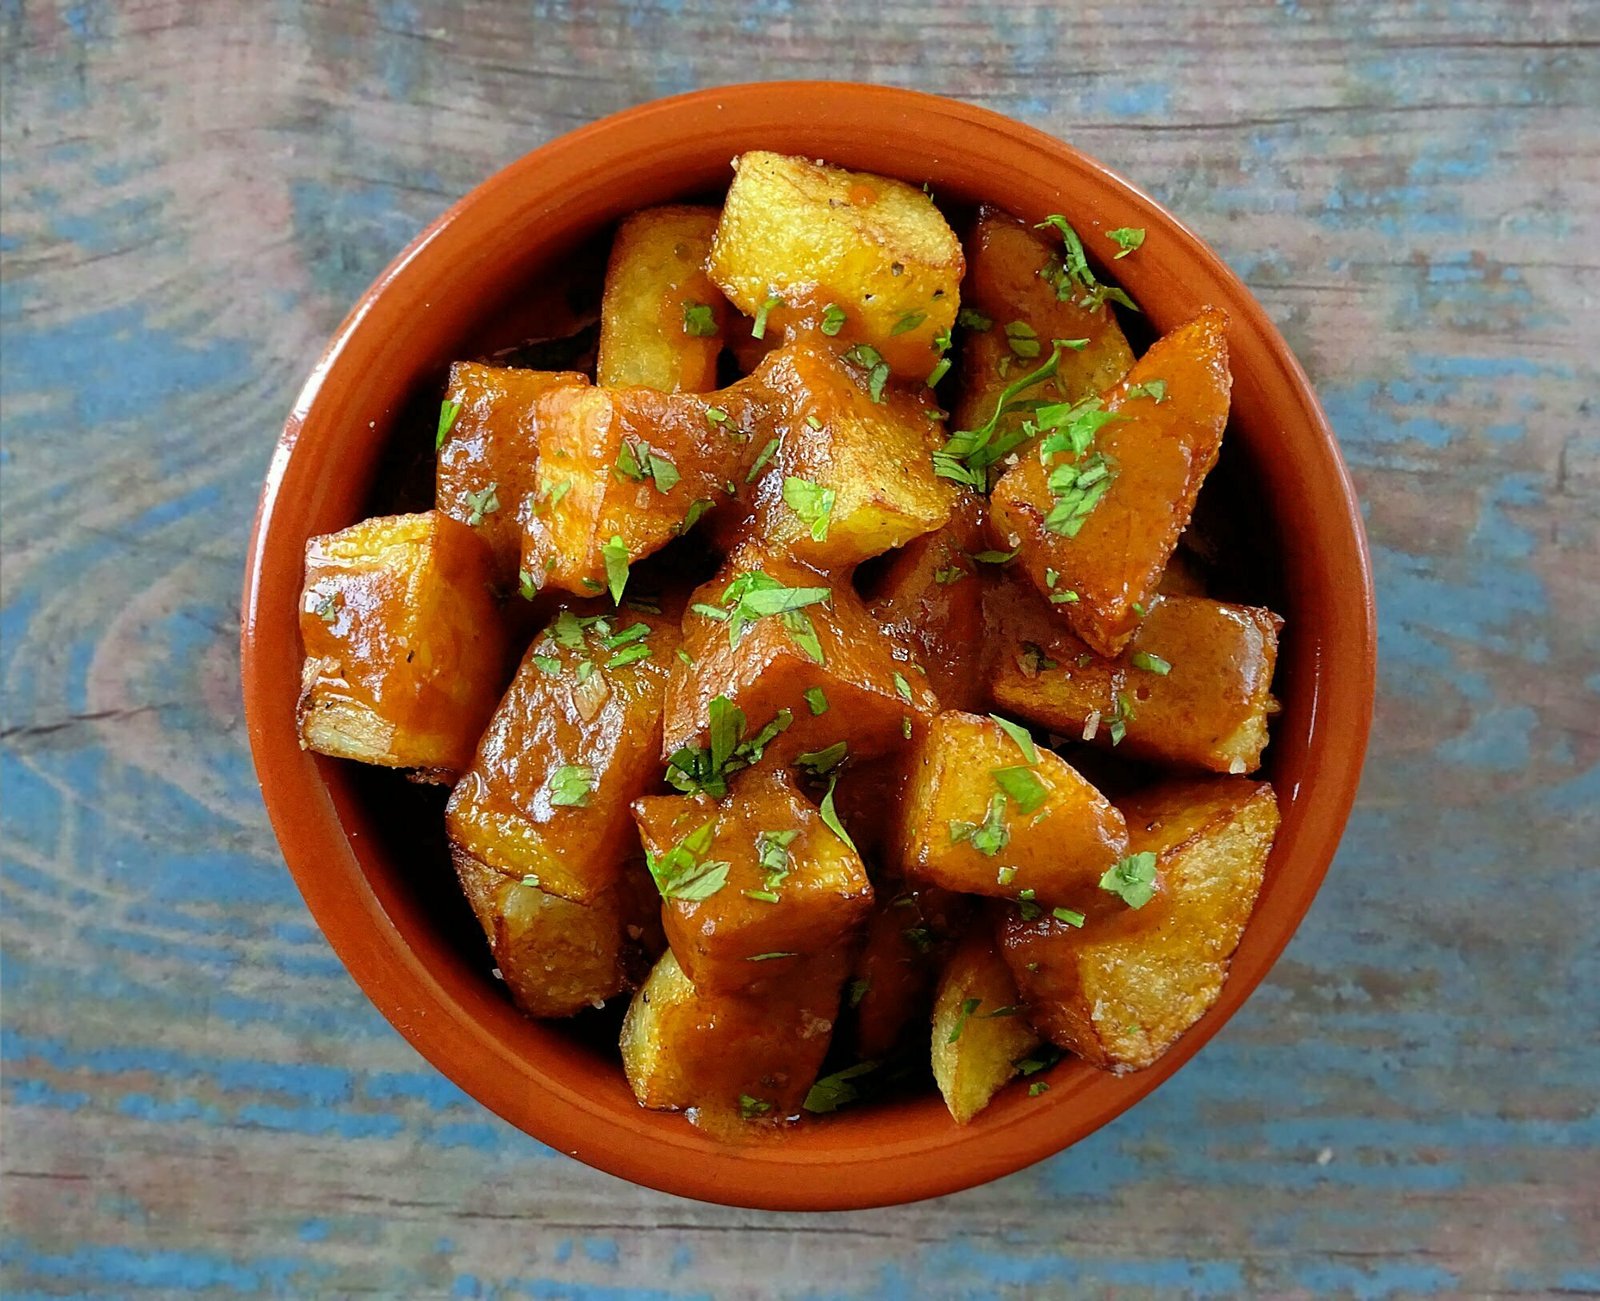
(240, 81, 1375, 1210)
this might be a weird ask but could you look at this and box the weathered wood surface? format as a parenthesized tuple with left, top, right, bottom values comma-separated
(2, 0, 1597, 1294)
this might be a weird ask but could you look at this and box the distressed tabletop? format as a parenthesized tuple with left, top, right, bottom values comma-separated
(2, 1, 1597, 1296)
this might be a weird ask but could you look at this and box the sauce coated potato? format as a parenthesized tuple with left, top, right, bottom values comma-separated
(931, 929, 1041, 1124)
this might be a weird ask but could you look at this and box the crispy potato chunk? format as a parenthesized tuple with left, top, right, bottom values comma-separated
(951, 207, 1134, 444)
(662, 549, 939, 767)
(743, 342, 957, 568)
(900, 710, 1128, 908)
(708, 151, 963, 380)
(633, 766, 872, 994)
(867, 492, 991, 712)
(990, 308, 1232, 657)
(297, 511, 511, 779)
(931, 930, 1041, 1124)
(1001, 776, 1279, 1071)
(986, 575, 1282, 773)
(445, 600, 681, 904)
(452, 849, 660, 1018)
(598, 205, 728, 393)
(520, 383, 762, 597)
(620, 947, 847, 1125)
(851, 883, 971, 1060)
(436, 363, 589, 585)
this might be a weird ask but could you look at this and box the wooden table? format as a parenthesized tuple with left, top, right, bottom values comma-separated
(3, 1, 1596, 1295)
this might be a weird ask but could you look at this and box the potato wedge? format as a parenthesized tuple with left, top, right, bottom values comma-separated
(452, 849, 660, 1018)
(931, 930, 1041, 1124)
(445, 599, 680, 904)
(436, 362, 589, 585)
(867, 492, 991, 712)
(632, 766, 873, 994)
(900, 710, 1128, 908)
(708, 151, 963, 380)
(520, 382, 763, 597)
(990, 308, 1231, 657)
(740, 341, 957, 568)
(598, 205, 727, 392)
(662, 547, 939, 768)
(951, 206, 1134, 446)
(620, 947, 847, 1126)
(297, 511, 512, 779)
(1000, 776, 1279, 1071)
(851, 883, 972, 1060)
(986, 575, 1282, 774)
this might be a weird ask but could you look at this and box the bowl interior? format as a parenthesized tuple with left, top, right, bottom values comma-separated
(242, 82, 1373, 1210)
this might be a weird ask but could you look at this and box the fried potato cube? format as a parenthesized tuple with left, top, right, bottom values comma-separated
(951, 206, 1134, 445)
(931, 930, 1041, 1125)
(620, 947, 847, 1124)
(436, 363, 589, 584)
(851, 883, 971, 1060)
(662, 549, 940, 767)
(986, 575, 1282, 773)
(990, 308, 1232, 657)
(520, 382, 761, 597)
(598, 205, 728, 393)
(444, 600, 681, 904)
(742, 341, 957, 567)
(1000, 776, 1279, 1071)
(452, 849, 661, 1018)
(708, 151, 964, 380)
(867, 492, 991, 712)
(297, 511, 511, 779)
(900, 710, 1128, 909)
(632, 766, 872, 994)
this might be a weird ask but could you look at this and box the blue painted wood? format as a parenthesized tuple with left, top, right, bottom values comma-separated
(2, 0, 1596, 1295)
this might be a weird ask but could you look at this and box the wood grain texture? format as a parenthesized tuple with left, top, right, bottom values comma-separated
(2, 0, 1597, 1295)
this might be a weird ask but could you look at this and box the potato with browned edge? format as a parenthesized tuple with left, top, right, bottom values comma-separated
(986, 574, 1282, 774)
(991, 308, 1231, 657)
(931, 929, 1041, 1124)
(297, 510, 512, 780)
(598, 205, 728, 393)
(900, 710, 1128, 909)
(446, 599, 681, 904)
(1000, 776, 1279, 1072)
(632, 766, 873, 994)
(621, 947, 848, 1128)
(709, 151, 964, 381)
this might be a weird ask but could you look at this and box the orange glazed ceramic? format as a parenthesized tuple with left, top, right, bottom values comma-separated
(240, 82, 1375, 1210)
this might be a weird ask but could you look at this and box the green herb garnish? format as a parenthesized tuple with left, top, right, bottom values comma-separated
(841, 343, 890, 403)
(1100, 850, 1158, 908)
(435, 398, 462, 450)
(647, 819, 730, 901)
(601, 535, 629, 604)
(946, 997, 982, 1043)
(1131, 651, 1171, 675)
(682, 301, 719, 337)
(465, 482, 500, 526)
(992, 765, 1047, 814)
(1036, 214, 1141, 313)
(820, 304, 847, 336)
(804, 687, 829, 715)
(1107, 227, 1145, 259)
(751, 294, 782, 339)
(547, 764, 595, 808)
(782, 476, 836, 542)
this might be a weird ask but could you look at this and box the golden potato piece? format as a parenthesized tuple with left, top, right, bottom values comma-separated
(990, 308, 1232, 657)
(742, 341, 957, 568)
(662, 548, 939, 768)
(951, 206, 1134, 447)
(435, 362, 589, 585)
(985, 575, 1282, 774)
(708, 151, 963, 380)
(598, 205, 728, 393)
(620, 947, 847, 1126)
(851, 883, 972, 1060)
(452, 849, 660, 1018)
(931, 930, 1041, 1125)
(632, 766, 873, 995)
(900, 710, 1128, 909)
(1000, 776, 1279, 1071)
(297, 511, 512, 780)
(867, 492, 991, 713)
(445, 600, 681, 904)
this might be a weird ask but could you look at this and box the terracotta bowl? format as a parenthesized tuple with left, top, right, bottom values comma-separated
(241, 82, 1375, 1210)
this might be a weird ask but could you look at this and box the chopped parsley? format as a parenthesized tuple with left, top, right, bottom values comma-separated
(1100, 850, 1158, 908)
(615, 438, 680, 493)
(782, 476, 836, 542)
(664, 697, 792, 798)
(820, 303, 847, 336)
(1005, 320, 1041, 359)
(803, 687, 829, 715)
(956, 307, 993, 331)
(797, 741, 848, 777)
(1107, 226, 1145, 259)
(606, 643, 652, 669)
(946, 997, 982, 1043)
(970, 548, 1019, 565)
(746, 435, 781, 482)
(647, 819, 731, 901)
(848, 978, 870, 1009)
(933, 564, 967, 584)
(841, 343, 890, 403)
(1124, 378, 1168, 403)
(893, 671, 915, 704)
(465, 482, 500, 526)
(891, 311, 926, 335)
(435, 398, 462, 450)
(1019, 642, 1059, 675)
(715, 570, 831, 649)
(950, 792, 1009, 857)
(818, 774, 857, 853)
(1044, 450, 1117, 538)
(682, 301, 719, 337)
(704, 405, 729, 425)
(518, 567, 539, 601)
(1029, 1081, 1050, 1096)
(547, 764, 595, 808)
(754, 829, 799, 890)
(926, 356, 952, 387)
(739, 1094, 772, 1118)
(1131, 651, 1172, 675)
(804, 414, 824, 431)
(1052, 907, 1086, 927)
(1036, 214, 1141, 313)
(990, 714, 1039, 764)
(803, 1060, 880, 1114)
(991, 765, 1047, 814)
(1106, 691, 1135, 746)
(751, 294, 782, 339)
(680, 498, 715, 534)
(997, 865, 1018, 887)
(745, 951, 797, 961)
(930, 340, 1085, 489)
(313, 590, 339, 623)
(520, 873, 541, 889)
(531, 653, 562, 676)
(1015, 1046, 1064, 1077)
(601, 535, 629, 604)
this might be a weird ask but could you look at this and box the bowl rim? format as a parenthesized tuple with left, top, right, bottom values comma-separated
(241, 80, 1376, 1210)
